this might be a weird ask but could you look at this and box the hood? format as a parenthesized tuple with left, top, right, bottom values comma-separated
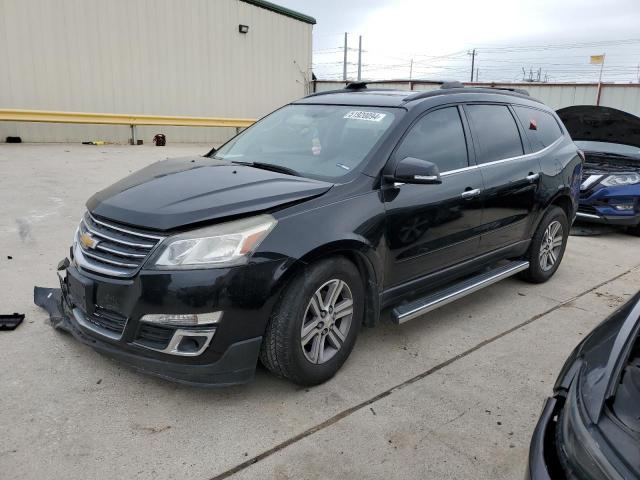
(87, 156, 333, 231)
(557, 105, 640, 149)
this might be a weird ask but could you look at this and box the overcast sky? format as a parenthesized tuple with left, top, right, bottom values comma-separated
(278, 0, 640, 83)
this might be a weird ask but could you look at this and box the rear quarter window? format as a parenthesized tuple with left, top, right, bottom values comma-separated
(513, 106, 564, 150)
(465, 104, 524, 164)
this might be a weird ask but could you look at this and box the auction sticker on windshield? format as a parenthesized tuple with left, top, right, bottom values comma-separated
(343, 110, 387, 122)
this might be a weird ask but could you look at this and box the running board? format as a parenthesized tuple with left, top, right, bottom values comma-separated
(391, 260, 530, 324)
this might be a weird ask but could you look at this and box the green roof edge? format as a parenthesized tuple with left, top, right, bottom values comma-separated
(240, 0, 316, 24)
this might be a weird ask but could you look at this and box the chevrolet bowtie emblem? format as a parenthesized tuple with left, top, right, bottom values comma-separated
(79, 232, 99, 249)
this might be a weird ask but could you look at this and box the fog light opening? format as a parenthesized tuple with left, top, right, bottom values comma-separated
(177, 336, 208, 354)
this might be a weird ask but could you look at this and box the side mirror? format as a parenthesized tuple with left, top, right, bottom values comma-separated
(393, 157, 442, 185)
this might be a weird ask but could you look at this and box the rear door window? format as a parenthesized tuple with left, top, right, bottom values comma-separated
(394, 107, 469, 172)
(465, 104, 524, 164)
(513, 106, 564, 150)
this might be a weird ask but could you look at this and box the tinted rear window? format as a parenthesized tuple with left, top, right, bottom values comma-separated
(513, 106, 564, 150)
(466, 104, 524, 164)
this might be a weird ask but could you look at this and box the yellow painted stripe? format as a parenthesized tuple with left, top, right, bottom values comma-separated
(0, 109, 255, 128)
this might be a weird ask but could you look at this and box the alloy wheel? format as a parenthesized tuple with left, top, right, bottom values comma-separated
(300, 279, 354, 364)
(539, 220, 564, 271)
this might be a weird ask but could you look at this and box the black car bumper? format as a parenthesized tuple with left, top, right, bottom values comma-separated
(35, 256, 289, 386)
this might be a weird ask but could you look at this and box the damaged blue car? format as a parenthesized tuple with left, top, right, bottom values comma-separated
(557, 105, 640, 235)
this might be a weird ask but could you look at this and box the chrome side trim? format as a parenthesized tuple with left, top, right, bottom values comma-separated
(88, 212, 165, 240)
(576, 212, 601, 220)
(440, 137, 564, 177)
(73, 307, 126, 341)
(392, 260, 530, 324)
(134, 328, 216, 357)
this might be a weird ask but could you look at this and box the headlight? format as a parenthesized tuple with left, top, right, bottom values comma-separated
(600, 173, 640, 187)
(151, 214, 276, 268)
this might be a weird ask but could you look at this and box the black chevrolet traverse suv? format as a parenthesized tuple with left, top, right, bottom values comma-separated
(36, 82, 583, 386)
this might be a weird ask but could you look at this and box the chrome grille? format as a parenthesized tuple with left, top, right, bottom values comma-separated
(74, 212, 164, 277)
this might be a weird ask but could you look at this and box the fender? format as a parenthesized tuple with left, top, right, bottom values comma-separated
(270, 239, 383, 327)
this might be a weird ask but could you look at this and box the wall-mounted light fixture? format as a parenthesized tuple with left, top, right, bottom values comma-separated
(238, 24, 249, 34)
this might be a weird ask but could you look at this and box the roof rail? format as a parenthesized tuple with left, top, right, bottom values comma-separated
(483, 84, 530, 96)
(405, 83, 536, 103)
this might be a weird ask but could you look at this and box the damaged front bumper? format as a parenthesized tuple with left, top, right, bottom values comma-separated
(34, 257, 285, 387)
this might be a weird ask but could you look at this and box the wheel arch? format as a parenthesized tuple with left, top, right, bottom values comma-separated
(273, 240, 382, 327)
(531, 191, 575, 235)
(549, 193, 575, 222)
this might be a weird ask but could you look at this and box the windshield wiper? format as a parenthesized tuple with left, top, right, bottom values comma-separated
(231, 161, 300, 177)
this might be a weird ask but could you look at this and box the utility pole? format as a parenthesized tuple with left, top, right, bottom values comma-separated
(468, 49, 476, 82)
(343, 32, 348, 82)
(409, 58, 413, 80)
(357, 35, 362, 81)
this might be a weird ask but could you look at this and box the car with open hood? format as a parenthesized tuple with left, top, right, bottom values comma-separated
(527, 292, 640, 479)
(557, 105, 640, 235)
(35, 82, 582, 386)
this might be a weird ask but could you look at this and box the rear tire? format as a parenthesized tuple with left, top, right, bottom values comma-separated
(627, 224, 640, 237)
(259, 256, 364, 386)
(520, 206, 569, 283)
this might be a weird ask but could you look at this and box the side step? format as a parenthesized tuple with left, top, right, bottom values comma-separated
(392, 260, 530, 324)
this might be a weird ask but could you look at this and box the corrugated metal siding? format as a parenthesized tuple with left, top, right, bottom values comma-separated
(0, 0, 312, 143)
(313, 81, 640, 117)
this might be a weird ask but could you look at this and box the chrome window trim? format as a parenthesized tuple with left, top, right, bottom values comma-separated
(440, 164, 479, 177)
(440, 136, 563, 177)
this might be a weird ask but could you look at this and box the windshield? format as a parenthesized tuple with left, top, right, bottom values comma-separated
(575, 141, 640, 160)
(212, 104, 397, 181)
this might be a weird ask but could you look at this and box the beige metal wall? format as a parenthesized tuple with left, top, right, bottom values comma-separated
(313, 81, 640, 116)
(0, 0, 312, 143)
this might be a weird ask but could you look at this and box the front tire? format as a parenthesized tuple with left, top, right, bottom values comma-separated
(259, 256, 364, 386)
(520, 206, 569, 283)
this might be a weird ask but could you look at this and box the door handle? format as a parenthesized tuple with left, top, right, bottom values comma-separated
(461, 188, 481, 199)
(526, 172, 540, 182)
